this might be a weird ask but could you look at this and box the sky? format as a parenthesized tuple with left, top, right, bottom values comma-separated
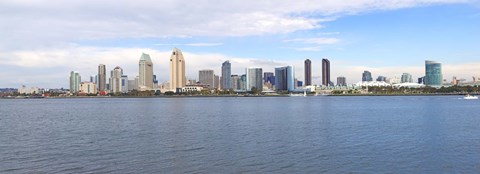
(1, 0, 479, 88)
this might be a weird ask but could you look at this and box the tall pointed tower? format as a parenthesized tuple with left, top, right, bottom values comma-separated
(169, 48, 186, 91)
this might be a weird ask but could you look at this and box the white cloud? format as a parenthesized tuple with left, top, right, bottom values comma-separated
(153, 43, 224, 47)
(284, 37, 340, 45)
(185, 43, 224, 47)
(0, 0, 469, 49)
(283, 37, 340, 51)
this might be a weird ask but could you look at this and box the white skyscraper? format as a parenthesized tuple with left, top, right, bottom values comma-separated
(138, 53, 153, 91)
(169, 48, 186, 92)
(110, 66, 123, 93)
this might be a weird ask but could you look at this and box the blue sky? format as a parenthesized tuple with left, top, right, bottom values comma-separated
(0, 0, 479, 88)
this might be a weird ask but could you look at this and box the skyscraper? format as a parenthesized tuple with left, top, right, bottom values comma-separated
(121, 75, 128, 93)
(322, 59, 330, 86)
(275, 66, 294, 91)
(362, 71, 373, 82)
(221, 61, 231, 90)
(110, 66, 123, 93)
(69, 71, 81, 93)
(240, 74, 247, 91)
(264, 72, 275, 85)
(138, 53, 153, 91)
(304, 59, 312, 86)
(246, 67, 263, 92)
(418, 76, 425, 84)
(90, 75, 95, 83)
(425, 60, 442, 87)
(170, 48, 186, 91)
(98, 64, 106, 91)
(199, 69, 215, 89)
(214, 75, 220, 90)
(401, 73, 413, 83)
(231, 75, 240, 90)
(376, 76, 386, 82)
(337, 76, 346, 86)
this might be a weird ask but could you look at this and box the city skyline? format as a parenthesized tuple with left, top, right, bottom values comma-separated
(1, 1, 480, 88)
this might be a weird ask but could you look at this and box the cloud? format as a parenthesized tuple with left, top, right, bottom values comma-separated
(154, 43, 224, 47)
(284, 37, 340, 45)
(0, 0, 469, 50)
(283, 37, 340, 51)
(290, 46, 324, 52)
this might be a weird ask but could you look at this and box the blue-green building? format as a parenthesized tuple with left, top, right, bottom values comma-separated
(425, 60, 442, 87)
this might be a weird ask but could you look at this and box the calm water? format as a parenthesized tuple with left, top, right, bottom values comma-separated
(1, 96, 480, 173)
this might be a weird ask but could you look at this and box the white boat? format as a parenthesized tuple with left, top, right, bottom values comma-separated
(463, 95, 478, 100)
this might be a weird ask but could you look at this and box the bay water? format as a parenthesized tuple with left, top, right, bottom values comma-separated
(1, 96, 480, 173)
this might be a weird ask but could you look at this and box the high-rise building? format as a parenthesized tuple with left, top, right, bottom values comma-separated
(401, 73, 413, 83)
(240, 74, 247, 91)
(231, 75, 240, 90)
(418, 76, 425, 84)
(153, 75, 158, 87)
(121, 75, 128, 93)
(376, 76, 387, 82)
(170, 48, 186, 91)
(98, 64, 106, 91)
(246, 67, 263, 92)
(90, 75, 95, 83)
(275, 66, 295, 91)
(199, 70, 215, 89)
(322, 59, 330, 86)
(139, 53, 153, 91)
(110, 66, 124, 93)
(214, 75, 220, 90)
(337, 76, 346, 86)
(221, 61, 231, 90)
(264, 72, 275, 85)
(297, 80, 303, 87)
(425, 60, 442, 87)
(362, 71, 373, 82)
(304, 59, 312, 86)
(128, 79, 137, 91)
(69, 71, 81, 93)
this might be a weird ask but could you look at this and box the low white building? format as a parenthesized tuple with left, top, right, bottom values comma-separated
(178, 86, 204, 93)
(18, 85, 39, 94)
(392, 83, 425, 88)
(354, 81, 391, 87)
(80, 82, 97, 94)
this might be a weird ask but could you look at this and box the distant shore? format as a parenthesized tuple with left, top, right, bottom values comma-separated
(1, 93, 475, 99)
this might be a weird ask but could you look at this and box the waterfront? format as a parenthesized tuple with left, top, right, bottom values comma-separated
(1, 96, 480, 173)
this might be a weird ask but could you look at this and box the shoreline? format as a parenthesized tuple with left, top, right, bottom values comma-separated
(0, 93, 474, 99)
